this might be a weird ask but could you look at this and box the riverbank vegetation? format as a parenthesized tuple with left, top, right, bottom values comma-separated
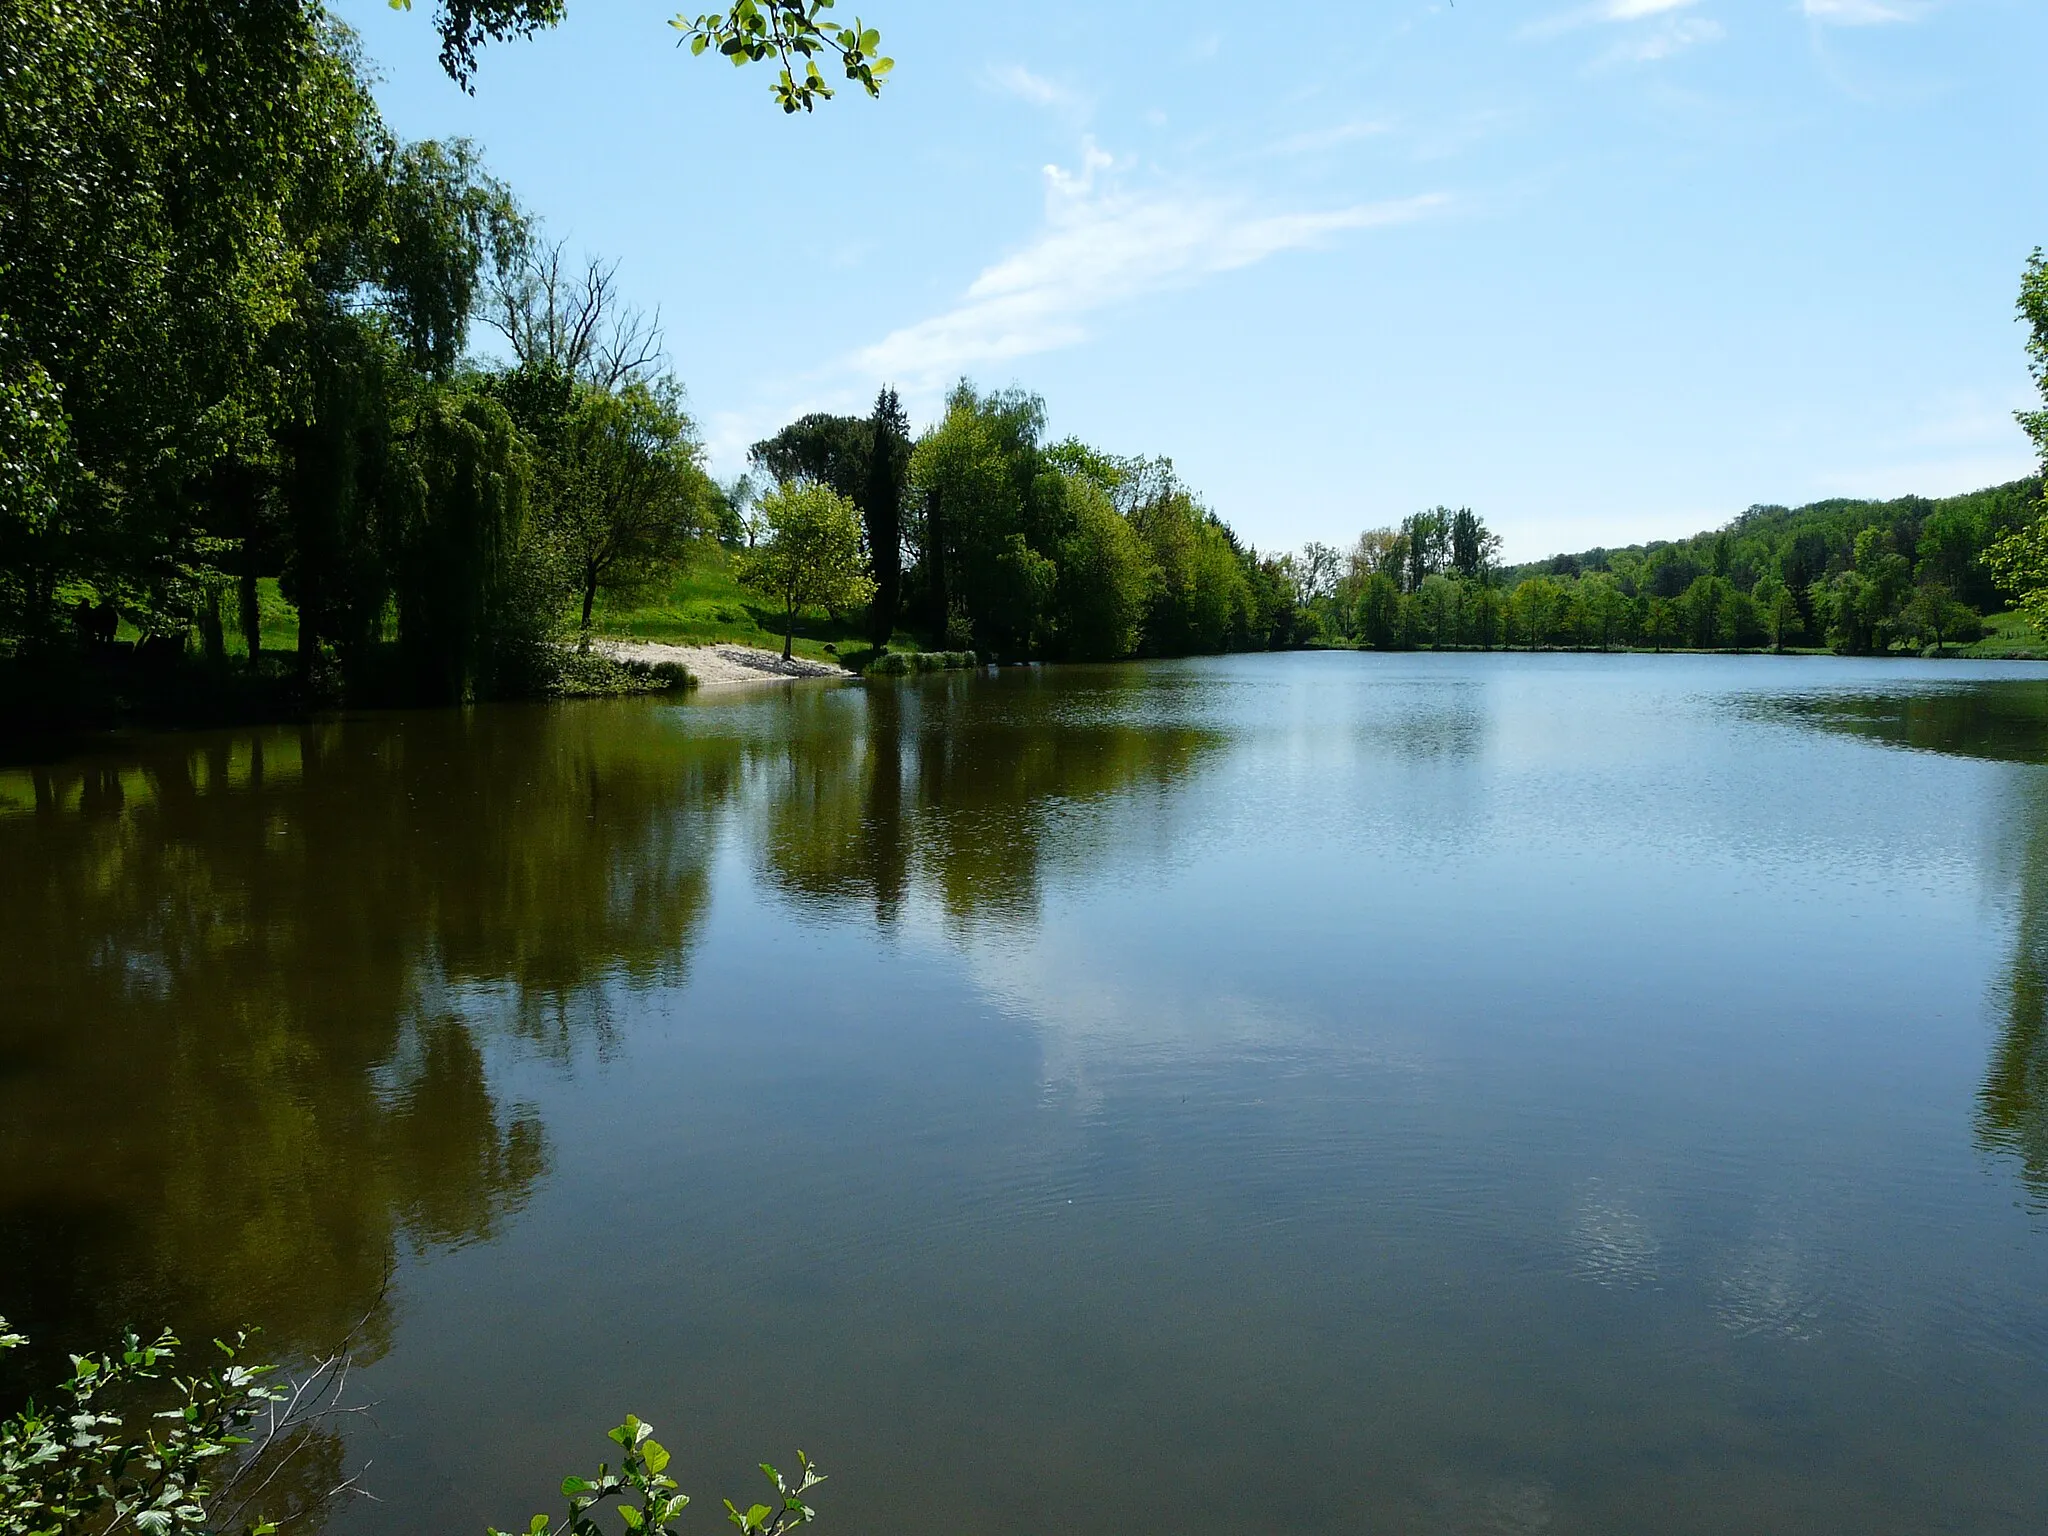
(0, 1311, 822, 1536)
(0, 2, 1304, 744)
(1274, 248, 2048, 659)
(1277, 479, 2044, 657)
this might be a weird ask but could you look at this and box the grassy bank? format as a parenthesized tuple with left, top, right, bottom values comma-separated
(1959, 610, 2044, 659)
(589, 540, 918, 666)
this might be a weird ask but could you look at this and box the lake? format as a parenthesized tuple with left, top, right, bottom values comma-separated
(4, 652, 2047, 1534)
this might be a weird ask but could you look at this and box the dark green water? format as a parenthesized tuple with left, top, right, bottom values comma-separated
(5, 653, 2048, 1534)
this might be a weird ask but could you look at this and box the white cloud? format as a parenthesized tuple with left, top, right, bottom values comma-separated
(1802, 0, 1929, 23)
(853, 140, 1446, 391)
(1596, 15, 1725, 64)
(1526, 0, 1700, 38)
(986, 63, 1079, 111)
(1605, 0, 1700, 17)
(1272, 119, 1392, 157)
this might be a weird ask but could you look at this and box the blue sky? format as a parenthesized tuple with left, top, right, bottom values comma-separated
(341, 0, 2048, 562)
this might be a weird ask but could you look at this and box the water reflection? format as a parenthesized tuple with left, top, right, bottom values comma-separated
(0, 678, 1222, 1400)
(1762, 679, 2048, 1206)
(1764, 679, 2048, 764)
(751, 671, 1223, 930)
(0, 703, 741, 1393)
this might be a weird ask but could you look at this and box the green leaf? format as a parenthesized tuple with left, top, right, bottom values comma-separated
(529, 1516, 550, 1535)
(561, 1476, 591, 1497)
(641, 1439, 670, 1475)
(747, 1505, 772, 1532)
(619, 1509, 642, 1531)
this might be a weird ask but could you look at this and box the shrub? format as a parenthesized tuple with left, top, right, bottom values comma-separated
(0, 1315, 352, 1536)
(861, 649, 980, 678)
(491, 1417, 823, 1536)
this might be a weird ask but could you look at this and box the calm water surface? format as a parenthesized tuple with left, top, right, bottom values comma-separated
(5, 653, 2048, 1533)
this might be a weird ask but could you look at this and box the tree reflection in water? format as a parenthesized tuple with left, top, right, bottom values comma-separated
(0, 674, 1223, 1423)
(0, 700, 743, 1406)
(1768, 680, 2048, 1205)
(751, 669, 1223, 930)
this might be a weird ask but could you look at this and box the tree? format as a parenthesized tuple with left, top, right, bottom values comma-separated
(483, 237, 666, 392)
(1050, 475, 1150, 659)
(1645, 595, 1679, 652)
(1682, 574, 1730, 649)
(1900, 582, 1980, 654)
(1753, 573, 1800, 652)
(750, 412, 869, 504)
(392, 0, 893, 110)
(1355, 571, 1401, 649)
(393, 389, 534, 701)
(862, 386, 910, 645)
(735, 480, 874, 658)
(547, 379, 710, 638)
(1579, 570, 1626, 651)
(1293, 541, 1343, 606)
(1400, 508, 1452, 592)
(1449, 507, 1501, 581)
(1988, 250, 2048, 633)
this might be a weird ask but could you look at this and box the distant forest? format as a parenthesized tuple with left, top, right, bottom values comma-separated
(1283, 478, 2044, 655)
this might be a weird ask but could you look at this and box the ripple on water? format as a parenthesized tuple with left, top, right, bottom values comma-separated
(1567, 1180, 1663, 1290)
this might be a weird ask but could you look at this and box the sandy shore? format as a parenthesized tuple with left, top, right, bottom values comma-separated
(591, 638, 849, 687)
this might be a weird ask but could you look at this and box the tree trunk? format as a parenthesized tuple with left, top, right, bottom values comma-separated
(927, 488, 947, 636)
(200, 587, 226, 664)
(239, 567, 261, 665)
(580, 572, 597, 649)
(783, 598, 794, 661)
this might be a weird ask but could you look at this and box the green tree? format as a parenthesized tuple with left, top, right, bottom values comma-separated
(0, 336, 72, 643)
(1645, 595, 1680, 652)
(1400, 507, 1452, 592)
(1448, 507, 1501, 581)
(1355, 571, 1401, 650)
(393, 390, 534, 701)
(1681, 574, 1730, 649)
(392, 0, 893, 110)
(1900, 582, 1980, 654)
(1752, 573, 1800, 651)
(547, 379, 710, 637)
(862, 386, 911, 645)
(1052, 476, 1151, 659)
(1579, 570, 1626, 651)
(735, 481, 874, 659)
(1988, 254, 2048, 632)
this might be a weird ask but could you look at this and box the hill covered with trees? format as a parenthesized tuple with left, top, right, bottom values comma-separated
(1279, 479, 2044, 656)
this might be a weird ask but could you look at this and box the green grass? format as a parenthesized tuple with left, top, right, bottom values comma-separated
(589, 540, 918, 666)
(1958, 609, 2043, 659)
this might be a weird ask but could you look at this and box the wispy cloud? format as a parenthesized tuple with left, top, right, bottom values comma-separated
(1525, 0, 1700, 39)
(852, 141, 1447, 391)
(985, 63, 1080, 111)
(1271, 119, 1392, 157)
(1605, 0, 1700, 17)
(1595, 15, 1724, 65)
(1802, 0, 1931, 23)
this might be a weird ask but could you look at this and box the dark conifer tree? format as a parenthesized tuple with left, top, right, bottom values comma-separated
(863, 386, 910, 645)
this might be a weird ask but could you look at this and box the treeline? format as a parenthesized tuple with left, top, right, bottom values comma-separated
(743, 383, 1307, 662)
(0, 1, 716, 709)
(1283, 480, 2043, 655)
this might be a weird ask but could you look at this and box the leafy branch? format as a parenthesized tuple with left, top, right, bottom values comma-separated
(0, 1317, 367, 1536)
(383, 2, 891, 109)
(671, 1, 892, 113)
(491, 1416, 823, 1536)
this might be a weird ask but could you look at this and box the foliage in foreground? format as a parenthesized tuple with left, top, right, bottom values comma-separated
(0, 1316, 349, 1536)
(0, 1318, 824, 1536)
(491, 1417, 822, 1536)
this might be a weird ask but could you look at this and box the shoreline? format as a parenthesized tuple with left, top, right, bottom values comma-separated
(590, 638, 851, 687)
